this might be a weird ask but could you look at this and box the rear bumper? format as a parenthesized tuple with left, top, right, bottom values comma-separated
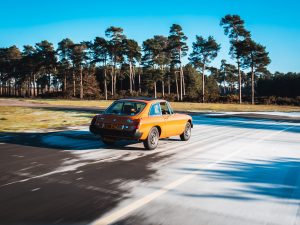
(89, 125, 143, 140)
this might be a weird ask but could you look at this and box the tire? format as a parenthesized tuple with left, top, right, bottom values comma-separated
(180, 122, 191, 141)
(143, 127, 159, 150)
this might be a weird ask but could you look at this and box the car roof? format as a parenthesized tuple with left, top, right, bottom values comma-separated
(117, 97, 166, 103)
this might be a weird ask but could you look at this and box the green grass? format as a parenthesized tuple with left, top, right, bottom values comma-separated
(0, 106, 94, 132)
(22, 98, 300, 112)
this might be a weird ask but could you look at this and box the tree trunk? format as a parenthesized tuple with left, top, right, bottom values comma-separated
(80, 66, 83, 99)
(4, 82, 6, 96)
(175, 72, 179, 101)
(13, 82, 16, 97)
(104, 68, 108, 100)
(8, 80, 11, 96)
(64, 73, 67, 93)
(251, 63, 255, 105)
(183, 74, 186, 96)
(154, 81, 157, 99)
(202, 64, 206, 103)
(223, 78, 226, 95)
(114, 73, 117, 95)
(138, 70, 141, 93)
(237, 58, 242, 104)
(111, 68, 114, 96)
(179, 48, 183, 101)
(132, 64, 136, 91)
(162, 80, 165, 97)
(33, 74, 36, 97)
(27, 79, 30, 97)
(168, 75, 170, 95)
(48, 74, 51, 93)
(113, 59, 117, 96)
(29, 73, 32, 97)
(129, 61, 132, 94)
(73, 70, 76, 97)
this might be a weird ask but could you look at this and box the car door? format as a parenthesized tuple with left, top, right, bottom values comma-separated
(140, 102, 166, 137)
(163, 102, 185, 137)
(160, 101, 174, 137)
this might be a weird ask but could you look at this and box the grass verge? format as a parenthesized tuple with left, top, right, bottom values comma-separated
(22, 98, 300, 112)
(0, 106, 94, 132)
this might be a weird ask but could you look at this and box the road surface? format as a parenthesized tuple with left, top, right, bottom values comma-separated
(0, 113, 300, 225)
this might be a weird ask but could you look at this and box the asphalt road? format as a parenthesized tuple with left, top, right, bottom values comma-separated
(0, 113, 300, 225)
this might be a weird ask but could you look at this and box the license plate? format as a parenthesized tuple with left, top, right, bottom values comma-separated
(105, 124, 117, 129)
(105, 124, 112, 129)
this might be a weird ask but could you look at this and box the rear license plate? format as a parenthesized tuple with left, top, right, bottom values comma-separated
(105, 124, 117, 129)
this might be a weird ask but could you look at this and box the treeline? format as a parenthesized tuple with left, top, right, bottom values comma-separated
(256, 72, 300, 105)
(0, 14, 298, 104)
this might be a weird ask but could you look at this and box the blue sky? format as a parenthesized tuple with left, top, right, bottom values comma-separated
(1, 0, 299, 72)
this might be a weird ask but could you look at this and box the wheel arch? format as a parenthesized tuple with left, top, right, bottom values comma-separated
(188, 119, 193, 128)
(153, 125, 162, 137)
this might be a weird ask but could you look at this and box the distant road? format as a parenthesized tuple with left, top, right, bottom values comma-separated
(0, 110, 300, 224)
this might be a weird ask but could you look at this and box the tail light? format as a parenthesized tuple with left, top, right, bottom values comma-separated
(133, 119, 141, 129)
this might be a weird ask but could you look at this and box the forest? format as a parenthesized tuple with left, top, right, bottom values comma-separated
(0, 14, 299, 105)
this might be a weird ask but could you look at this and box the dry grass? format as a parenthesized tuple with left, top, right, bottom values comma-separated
(25, 99, 113, 108)
(23, 99, 300, 112)
(0, 106, 94, 132)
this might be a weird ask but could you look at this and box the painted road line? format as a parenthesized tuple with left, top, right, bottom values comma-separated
(91, 124, 295, 225)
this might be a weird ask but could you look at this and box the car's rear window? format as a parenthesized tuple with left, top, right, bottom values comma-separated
(105, 101, 146, 116)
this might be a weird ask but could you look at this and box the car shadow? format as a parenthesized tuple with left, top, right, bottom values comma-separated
(0, 130, 145, 151)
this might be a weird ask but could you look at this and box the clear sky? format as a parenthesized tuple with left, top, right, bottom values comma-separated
(1, 0, 299, 73)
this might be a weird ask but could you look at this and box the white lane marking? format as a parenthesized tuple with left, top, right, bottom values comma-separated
(31, 188, 40, 192)
(91, 124, 295, 225)
(11, 155, 24, 158)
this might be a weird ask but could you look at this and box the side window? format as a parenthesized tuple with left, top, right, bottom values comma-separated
(149, 103, 162, 116)
(166, 102, 174, 114)
(160, 102, 171, 115)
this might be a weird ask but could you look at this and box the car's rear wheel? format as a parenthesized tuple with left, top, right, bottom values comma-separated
(180, 122, 191, 141)
(143, 127, 159, 150)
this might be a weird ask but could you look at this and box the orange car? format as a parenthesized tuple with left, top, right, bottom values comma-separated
(90, 98, 193, 150)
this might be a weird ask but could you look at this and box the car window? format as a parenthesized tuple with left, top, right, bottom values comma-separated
(160, 102, 171, 115)
(149, 103, 162, 116)
(166, 102, 174, 114)
(105, 101, 146, 116)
